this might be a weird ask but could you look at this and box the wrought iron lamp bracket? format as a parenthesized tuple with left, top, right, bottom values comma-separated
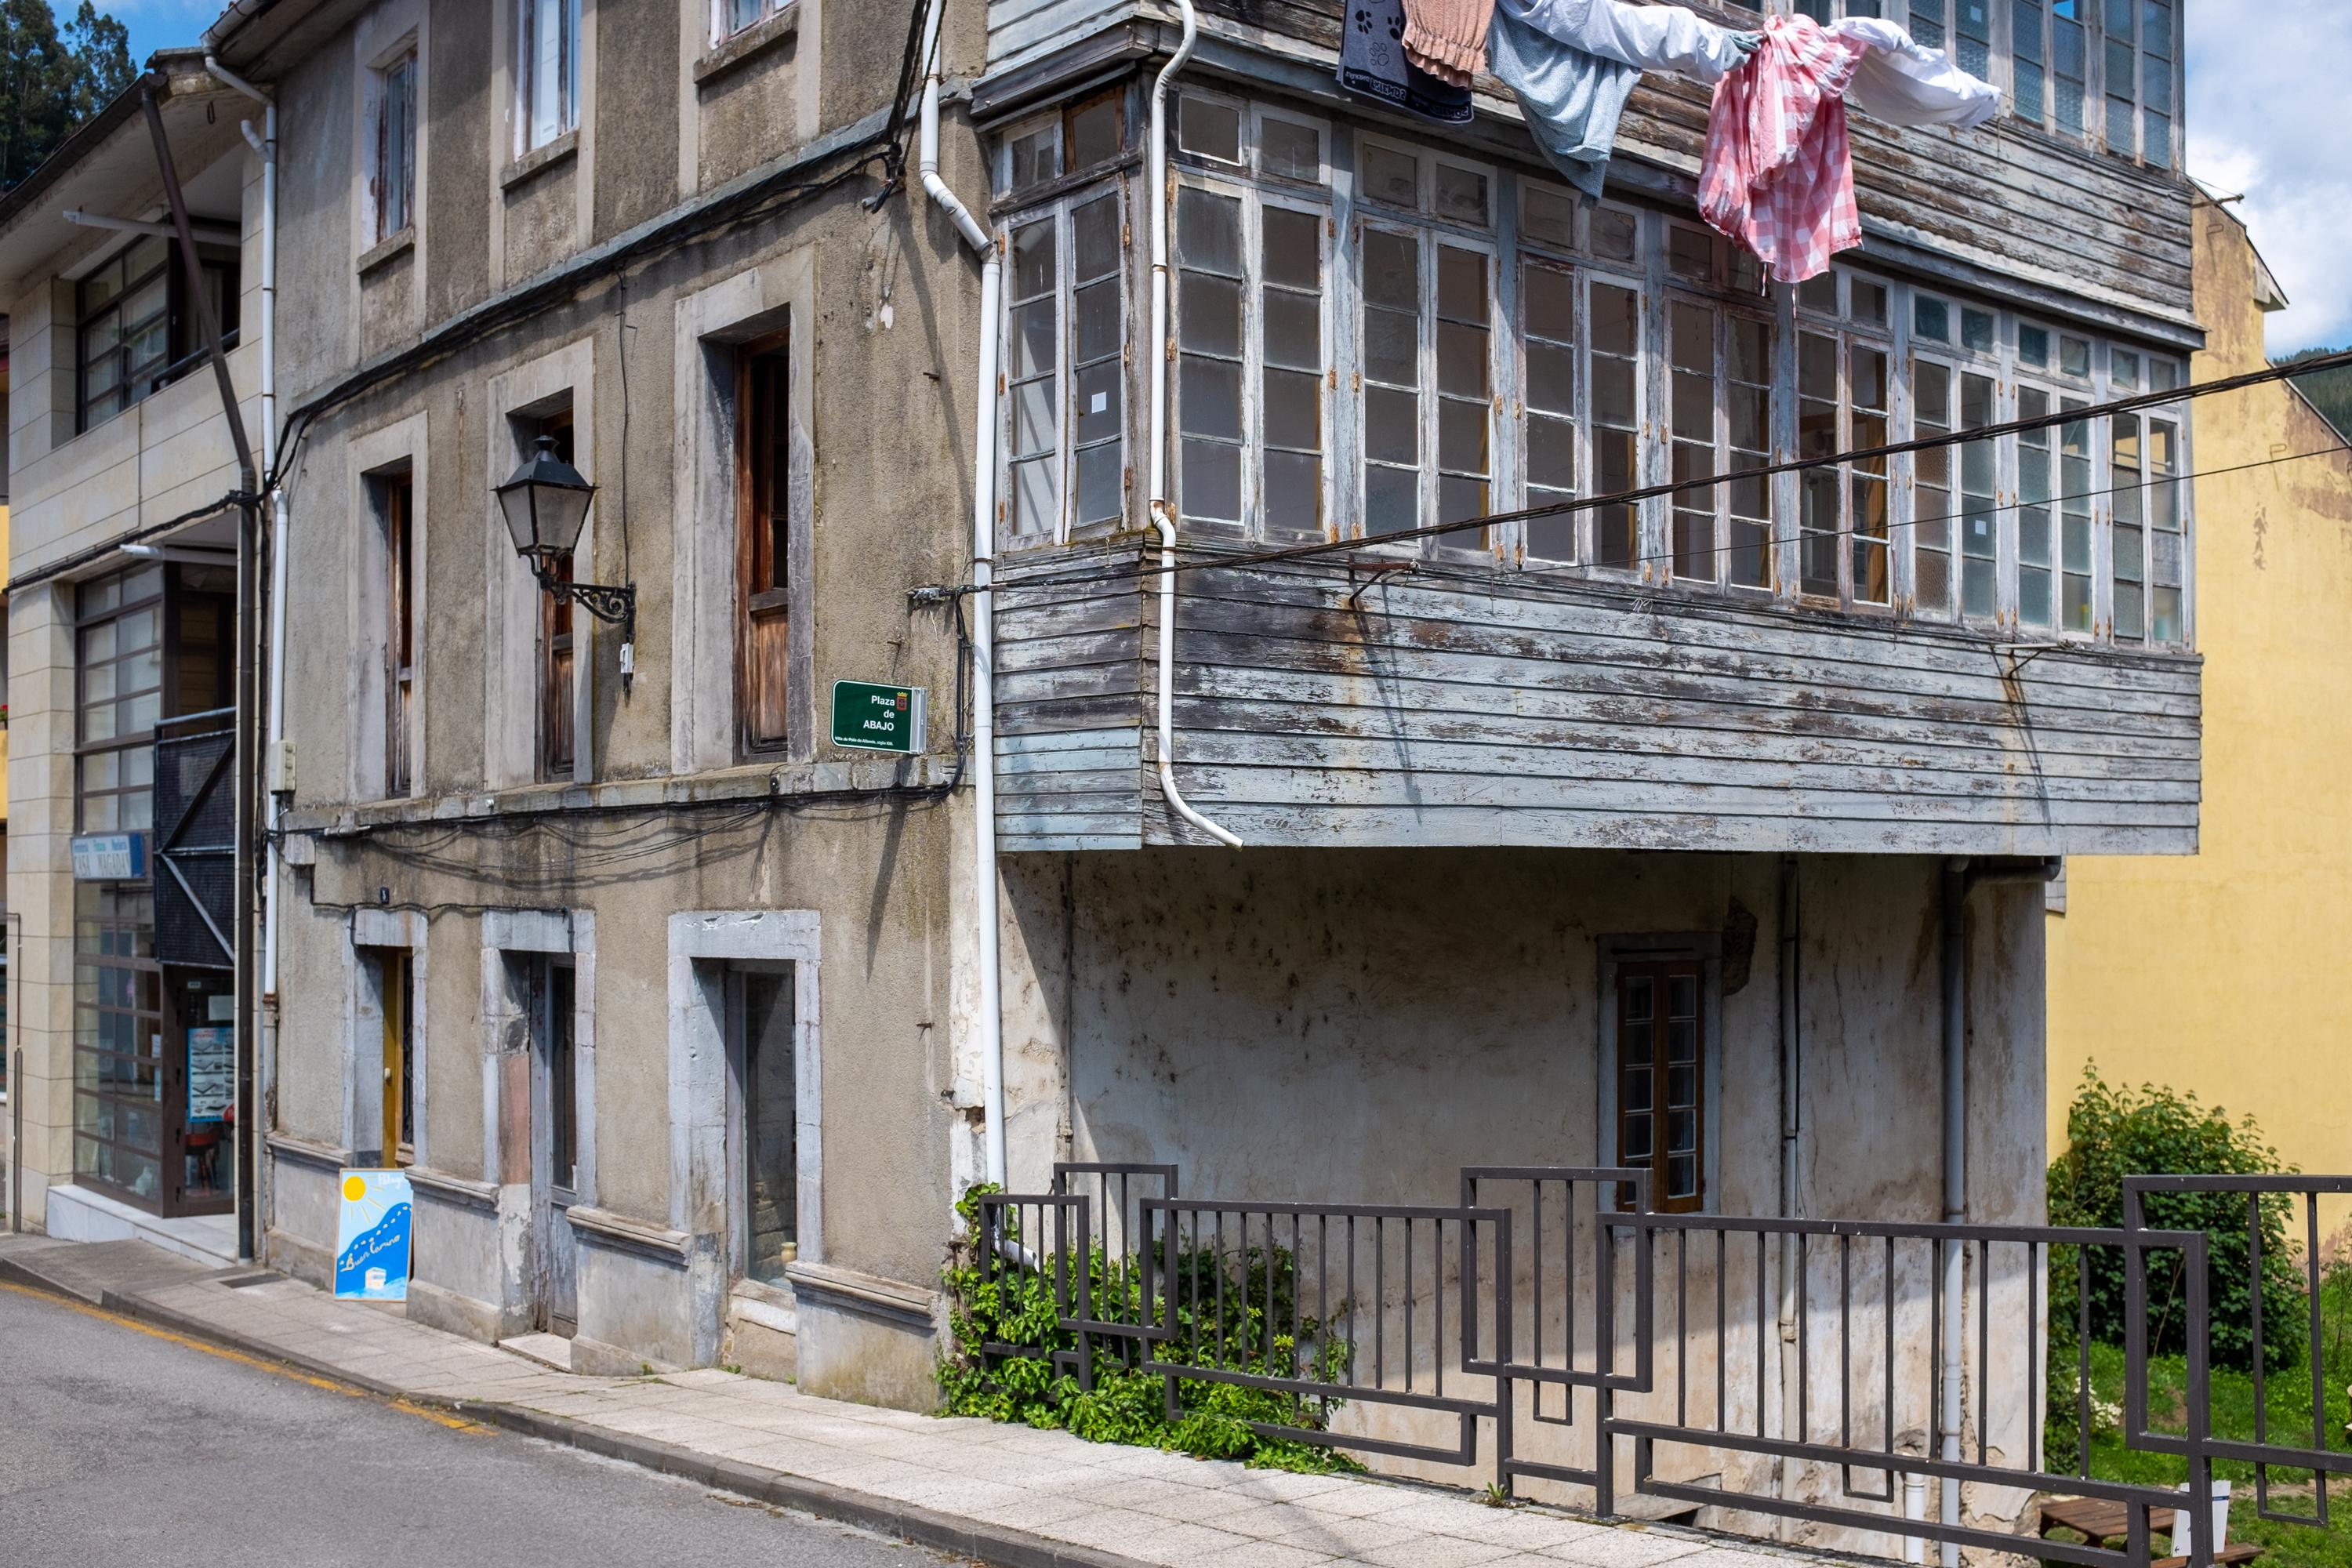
(535, 568, 637, 645)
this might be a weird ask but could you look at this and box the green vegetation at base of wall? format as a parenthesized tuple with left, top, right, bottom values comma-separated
(938, 1185, 1364, 1474)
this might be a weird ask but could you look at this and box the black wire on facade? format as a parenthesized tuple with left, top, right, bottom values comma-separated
(992, 344, 2352, 600)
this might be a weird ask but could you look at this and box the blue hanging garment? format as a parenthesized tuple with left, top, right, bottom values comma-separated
(1338, 0, 1475, 125)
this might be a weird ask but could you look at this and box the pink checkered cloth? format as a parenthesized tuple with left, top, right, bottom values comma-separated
(1698, 14, 1869, 285)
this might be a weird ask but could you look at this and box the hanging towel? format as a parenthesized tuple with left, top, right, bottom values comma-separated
(1340, 0, 1475, 125)
(1489, 0, 1756, 201)
(1697, 13, 1867, 285)
(1402, 0, 1495, 86)
(1826, 16, 1999, 129)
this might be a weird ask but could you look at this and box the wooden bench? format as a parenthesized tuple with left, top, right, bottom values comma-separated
(2038, 1496, 2263, 1568)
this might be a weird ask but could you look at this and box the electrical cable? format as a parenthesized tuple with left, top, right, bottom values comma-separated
(988, 344, 2352, 599)
(1001, 439, 2352, 611)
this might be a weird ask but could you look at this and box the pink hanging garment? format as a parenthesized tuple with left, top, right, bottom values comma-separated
(1698, 14, 1867, 285)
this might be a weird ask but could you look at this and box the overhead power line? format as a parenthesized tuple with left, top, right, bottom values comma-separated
(994, 344, 2352, 599)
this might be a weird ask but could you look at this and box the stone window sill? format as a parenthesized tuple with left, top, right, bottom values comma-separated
(500, 128, 579, 192)
(358, 225, 415, 278)
(694, 3, 797, 88)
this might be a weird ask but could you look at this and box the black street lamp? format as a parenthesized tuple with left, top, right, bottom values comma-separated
(495, 434, 636, 650)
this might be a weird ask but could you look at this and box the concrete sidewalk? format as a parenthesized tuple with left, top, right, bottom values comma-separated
(1, 1234, 1796, 1568)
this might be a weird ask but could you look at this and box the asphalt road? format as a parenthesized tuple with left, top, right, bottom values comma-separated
(0, 1280, 960, 1568)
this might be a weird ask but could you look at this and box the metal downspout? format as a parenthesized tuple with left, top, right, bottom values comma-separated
(142, 88, 263, 1263)
(916, 0, 1011, 1187)
(1145, 2, 1239, 850)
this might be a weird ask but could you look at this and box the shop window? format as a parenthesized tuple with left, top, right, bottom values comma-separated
(737, 332, 791, 753)
(77, 236, 241, 434)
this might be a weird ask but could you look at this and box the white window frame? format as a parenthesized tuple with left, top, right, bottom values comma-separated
(713, 0, 790, 45)
(517, 0, 580, 156)
(999, 177, 1134, 546)
(1667, 292, 1779, 596)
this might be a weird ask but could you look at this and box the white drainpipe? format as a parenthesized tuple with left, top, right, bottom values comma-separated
(917, 0, 1011, 1187)
(1145, 1, 1240, 849)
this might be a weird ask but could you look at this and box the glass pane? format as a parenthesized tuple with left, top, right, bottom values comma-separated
(1261, 207, 1319, 290)
(1074, 361, 1121, 444)
(1178, 95, 1241, 163)
(1360, 230, 1418, 313)
(1364, 307, 1418, 387)
(1523, 184, 1576, 249)
(1593, 358, 1635, 429)
(1364, 466, 1417, 535)
(1362, 142, 1418, 209)
(1592, 284, 1637, 358)
(1067, 96, 1120, 168)
(2020, 325, 2050, 368)
(1261, 117, 1319, 180)
(1264, 290, 1319, 371)
(1264, 367, 1319, 450)
(1073, 278, 1120, 365)
(1179, 358, 1240, 440)
(1436, 322, 1487, 398)
(1075, 443, 1122, 526)
(1180, 273, 1242, 358)
(1010, 299, 1054, 379)
(1433, 163, 1488, 226)
(1181, 440, 1240, 521)
(1010, 221, 1054, 299)
(1364, 387, 1417, 463)
(1915, 296, 1950, 342)
(1011, 379, 1054, 458)
(1592, 208, 1638, 263)
(1852, 280, 1889, 328)
(1264, 450, 1322, 538)
(1176, 187, 1242, 274)
(1011, 456, 1056, 535)
(1008, 126, 1059, 191)
(1668, 226, 1715, 284)
(1527, 414, 1575, 489)
(1961, 309, 1994, 354)
(1526, 343, 1574, 415)
(1524, 267, 1573, 343)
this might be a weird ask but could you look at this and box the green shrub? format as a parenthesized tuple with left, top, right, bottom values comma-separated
(2047, 1067, 2304, 1374)
(938, 1185, 1365, 1472)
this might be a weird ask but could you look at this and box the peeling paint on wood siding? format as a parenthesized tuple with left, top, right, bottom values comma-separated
(990, 555, 2201, 855)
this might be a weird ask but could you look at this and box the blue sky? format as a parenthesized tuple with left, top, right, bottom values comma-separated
(87, 0, 2349, 352)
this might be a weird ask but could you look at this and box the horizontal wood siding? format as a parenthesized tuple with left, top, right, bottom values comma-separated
(993, 568, 1148, 850)
(994, 556, 2200, 855)
(985, 0, 2195, 327)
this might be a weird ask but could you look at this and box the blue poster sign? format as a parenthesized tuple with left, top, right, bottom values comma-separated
(334, 1169, 413, 1301)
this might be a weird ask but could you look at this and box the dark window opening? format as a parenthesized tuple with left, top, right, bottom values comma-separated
(737, 334, 791, 754)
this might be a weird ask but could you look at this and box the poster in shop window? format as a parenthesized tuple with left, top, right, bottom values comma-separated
(335, 1169, 414, 1301)
(187, 1026, 234, 1123)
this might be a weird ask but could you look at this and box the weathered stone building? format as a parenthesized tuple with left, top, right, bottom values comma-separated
(5, 0, 2216, 1548)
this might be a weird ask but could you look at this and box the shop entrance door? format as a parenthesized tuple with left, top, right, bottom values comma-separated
(163, 966, 236, 1218)
(527, 956, 579, 1336)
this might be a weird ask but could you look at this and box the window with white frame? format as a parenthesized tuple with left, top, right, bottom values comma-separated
(1004, 183, 1129, 542)
(717, 0, 789, 42)
(1352, 136, 1497, 549)
(1169, 96, 1335, 541)
(991, 91, 2197, 655)
(374, 50, 417, 241)
(1670, 298, 1774, 590)
(2010, 0, 2089, 139)
(1907, 0, 1992, 78)
(519, 0, 579, 154)
(2101, 0, 2176, 166)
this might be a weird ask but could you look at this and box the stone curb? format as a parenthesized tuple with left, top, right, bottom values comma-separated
(2, 1265, 1152, 1568)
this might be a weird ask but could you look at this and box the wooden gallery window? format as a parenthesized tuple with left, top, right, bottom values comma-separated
(383, 470, 416, 797)
(1615, 959, 1704, 1212)
(536, 410, 577, 780)
(737, 332, 792, 753)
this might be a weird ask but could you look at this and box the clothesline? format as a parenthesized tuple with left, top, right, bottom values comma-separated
(1341, 0, 2000, 281)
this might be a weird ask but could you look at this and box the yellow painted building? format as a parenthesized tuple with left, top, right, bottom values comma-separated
(2046, 196, 2352, 1233)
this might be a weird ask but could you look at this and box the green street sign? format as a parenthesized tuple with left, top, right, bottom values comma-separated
(829, 681, 927, 754)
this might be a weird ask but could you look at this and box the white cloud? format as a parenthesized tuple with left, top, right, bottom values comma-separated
(2187, 2, 2352, 354)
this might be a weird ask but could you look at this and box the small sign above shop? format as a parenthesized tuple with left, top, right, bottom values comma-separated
(71, 833, 148, 881)
(829, 681, 927, 754)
